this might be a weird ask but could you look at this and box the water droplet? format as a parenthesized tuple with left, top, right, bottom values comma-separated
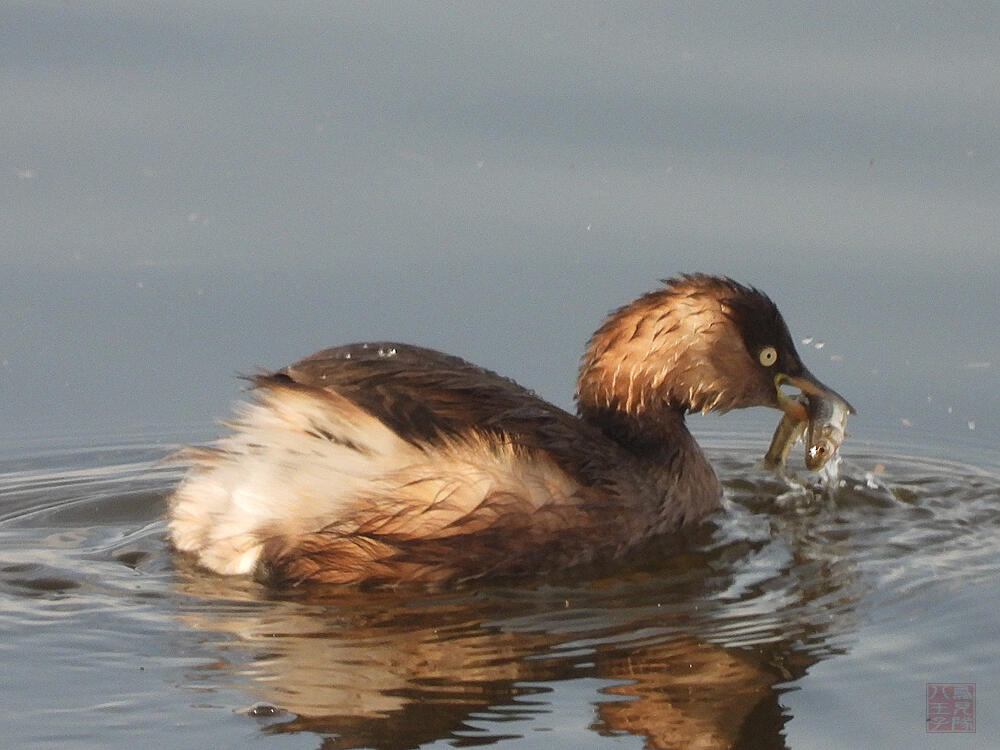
(248, 702, 280, 717)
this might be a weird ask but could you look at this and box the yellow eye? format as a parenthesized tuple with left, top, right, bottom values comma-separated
(758, 346, 778, 367)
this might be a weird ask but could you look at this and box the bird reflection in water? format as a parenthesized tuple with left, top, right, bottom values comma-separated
(173, 497, 864, 750)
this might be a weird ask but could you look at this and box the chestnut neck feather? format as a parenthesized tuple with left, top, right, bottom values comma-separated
(569, 276, 763, 519)
(574, 276, 759, 421)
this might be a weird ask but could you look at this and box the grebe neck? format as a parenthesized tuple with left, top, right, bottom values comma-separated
(579, 404, 721, 526)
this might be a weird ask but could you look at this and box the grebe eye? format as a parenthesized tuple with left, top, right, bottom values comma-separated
(758, 346, 778, 367)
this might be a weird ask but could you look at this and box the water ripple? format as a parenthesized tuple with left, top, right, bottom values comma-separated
(1, 431, 998, 749)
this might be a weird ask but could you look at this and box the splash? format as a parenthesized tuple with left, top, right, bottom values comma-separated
(817, 452, 845, 496)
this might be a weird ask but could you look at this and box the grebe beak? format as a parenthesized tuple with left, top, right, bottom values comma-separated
(775, 371, 856, 421)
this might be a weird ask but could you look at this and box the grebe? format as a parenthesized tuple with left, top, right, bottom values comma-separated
(168, 274, 852, 586)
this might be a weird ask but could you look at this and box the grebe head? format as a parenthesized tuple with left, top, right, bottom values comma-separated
(575, 274, 853, 422)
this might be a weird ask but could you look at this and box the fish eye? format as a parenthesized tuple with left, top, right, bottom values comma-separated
(758, 346, 778, 367)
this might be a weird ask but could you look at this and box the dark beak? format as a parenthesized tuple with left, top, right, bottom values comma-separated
(775, 370, 856, 421)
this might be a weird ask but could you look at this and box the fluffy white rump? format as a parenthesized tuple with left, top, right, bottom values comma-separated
(168, 384, 579, 577)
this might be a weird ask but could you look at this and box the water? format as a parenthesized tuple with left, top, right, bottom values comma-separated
(2, 427, 997, 749)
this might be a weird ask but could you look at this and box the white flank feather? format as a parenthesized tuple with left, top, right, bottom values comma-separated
(168, 384, 579, 577)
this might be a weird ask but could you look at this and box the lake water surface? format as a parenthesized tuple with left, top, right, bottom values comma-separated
(2, 425, 997, 749)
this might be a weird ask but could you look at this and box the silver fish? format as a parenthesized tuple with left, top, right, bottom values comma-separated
(803, 394, 850, 471)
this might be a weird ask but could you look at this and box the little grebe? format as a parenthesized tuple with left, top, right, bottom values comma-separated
(169, 274, 851, 586)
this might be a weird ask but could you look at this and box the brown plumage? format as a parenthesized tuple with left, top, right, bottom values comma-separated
(168, 274, 849, 587)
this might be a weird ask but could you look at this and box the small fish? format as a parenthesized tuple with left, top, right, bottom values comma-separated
(763, 406, 807, 470)
(764, 394, 851, 471)
(803, 394, 850, 471)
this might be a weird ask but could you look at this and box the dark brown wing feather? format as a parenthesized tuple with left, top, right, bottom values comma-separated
(268, 342, 639, 490)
